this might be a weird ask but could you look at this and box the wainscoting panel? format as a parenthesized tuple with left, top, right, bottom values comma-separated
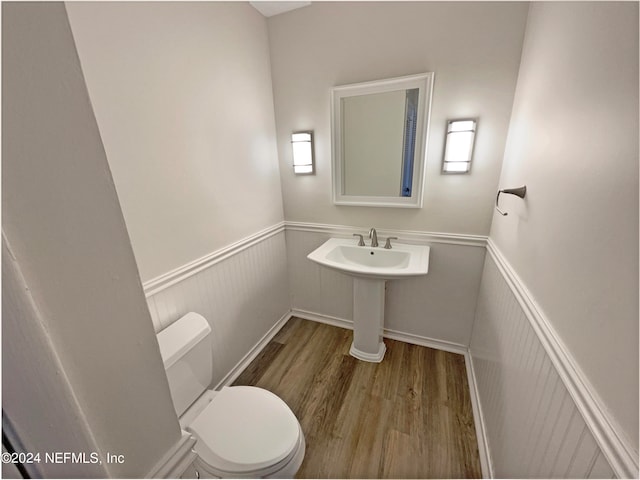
(145, 230, 290, 387)
(470, 253, 617, 478)
(285, 224, 487, 347)
(285, 228, 354, 322)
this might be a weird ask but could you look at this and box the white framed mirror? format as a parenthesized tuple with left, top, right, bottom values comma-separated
(331, 72, 434, 208)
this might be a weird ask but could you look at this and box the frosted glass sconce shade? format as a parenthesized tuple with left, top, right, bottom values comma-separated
(292, 131, 315, 175)
(442, 119, 476, 174)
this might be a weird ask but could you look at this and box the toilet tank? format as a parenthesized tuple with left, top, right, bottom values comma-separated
(156, 312, 212, 417)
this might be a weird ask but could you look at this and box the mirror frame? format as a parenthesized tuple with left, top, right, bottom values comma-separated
(331, 72, 434, 208)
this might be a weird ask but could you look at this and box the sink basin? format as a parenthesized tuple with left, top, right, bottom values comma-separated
(307, 237, 430, 363)
(307, 237, 429, 279)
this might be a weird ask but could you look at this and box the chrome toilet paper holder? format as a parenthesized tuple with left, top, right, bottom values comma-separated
(496, 186, 527, 216)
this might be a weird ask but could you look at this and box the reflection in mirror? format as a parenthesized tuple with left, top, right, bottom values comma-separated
(332, 73, 433, 208)
(342, 89, 419, 197)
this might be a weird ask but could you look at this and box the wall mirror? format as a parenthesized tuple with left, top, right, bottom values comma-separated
(331, 72, 434, 208)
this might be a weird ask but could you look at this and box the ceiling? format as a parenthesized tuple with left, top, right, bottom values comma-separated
(249, 1, 311, 17)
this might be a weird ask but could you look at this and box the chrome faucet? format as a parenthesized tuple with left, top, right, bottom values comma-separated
(369, 228, 378, 247)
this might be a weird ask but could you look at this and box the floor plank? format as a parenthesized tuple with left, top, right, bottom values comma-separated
(233, 318, 482, 479)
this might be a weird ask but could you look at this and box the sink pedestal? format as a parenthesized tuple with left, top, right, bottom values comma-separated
(307, 237, 430, 364)
(349, 277, 386, 362)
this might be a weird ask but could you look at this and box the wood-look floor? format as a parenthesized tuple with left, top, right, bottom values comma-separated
(233, 318, 482, 479)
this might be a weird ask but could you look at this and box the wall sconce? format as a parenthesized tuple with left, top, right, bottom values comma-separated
(442, 119, 476, 174)
(291, 131, 315, 175)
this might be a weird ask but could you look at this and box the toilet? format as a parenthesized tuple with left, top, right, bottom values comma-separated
(156, 312, 305, 478)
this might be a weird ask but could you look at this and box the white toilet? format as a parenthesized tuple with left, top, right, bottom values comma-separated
(156, 312, 305, 478)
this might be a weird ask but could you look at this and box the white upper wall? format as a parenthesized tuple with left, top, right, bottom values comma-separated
(268, 2, 529, 234)
(2, 3, 181, 476)
(66, 2, 285, 282)
(491, 2, 639, 451)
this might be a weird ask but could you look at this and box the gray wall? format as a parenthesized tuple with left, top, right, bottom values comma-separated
(268, 2, 529, 234)
(2, 3, 181, 476)
(490, 1, 639, 453)
(66, 2, 285, 282)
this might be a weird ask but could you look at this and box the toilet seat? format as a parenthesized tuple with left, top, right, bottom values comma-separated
(186, 386, 301, 475)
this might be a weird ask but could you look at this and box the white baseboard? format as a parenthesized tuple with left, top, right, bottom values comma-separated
(214, 310, 292, 389)
(290, 308, 353, 330)
(383, 327, 467, 355)
(291, 308, 468, 355)
(465, 352, 493, 479)
(145, 431, 197, 479)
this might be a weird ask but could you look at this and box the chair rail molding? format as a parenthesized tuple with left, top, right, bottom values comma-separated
(143, 222, 286, 297)
(143, 221, 486, 298)
(284, 221, 488, 247)
(485, 238, 638, 479)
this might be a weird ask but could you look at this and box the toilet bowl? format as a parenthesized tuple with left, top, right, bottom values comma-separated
(156, 313, 305, 478)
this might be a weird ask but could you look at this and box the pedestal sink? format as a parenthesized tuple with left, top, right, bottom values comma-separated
(307, 237, 430, 362)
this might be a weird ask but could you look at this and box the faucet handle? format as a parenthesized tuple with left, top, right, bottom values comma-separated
(353, 234, 365, 246)
(383, 237, 398, 249)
